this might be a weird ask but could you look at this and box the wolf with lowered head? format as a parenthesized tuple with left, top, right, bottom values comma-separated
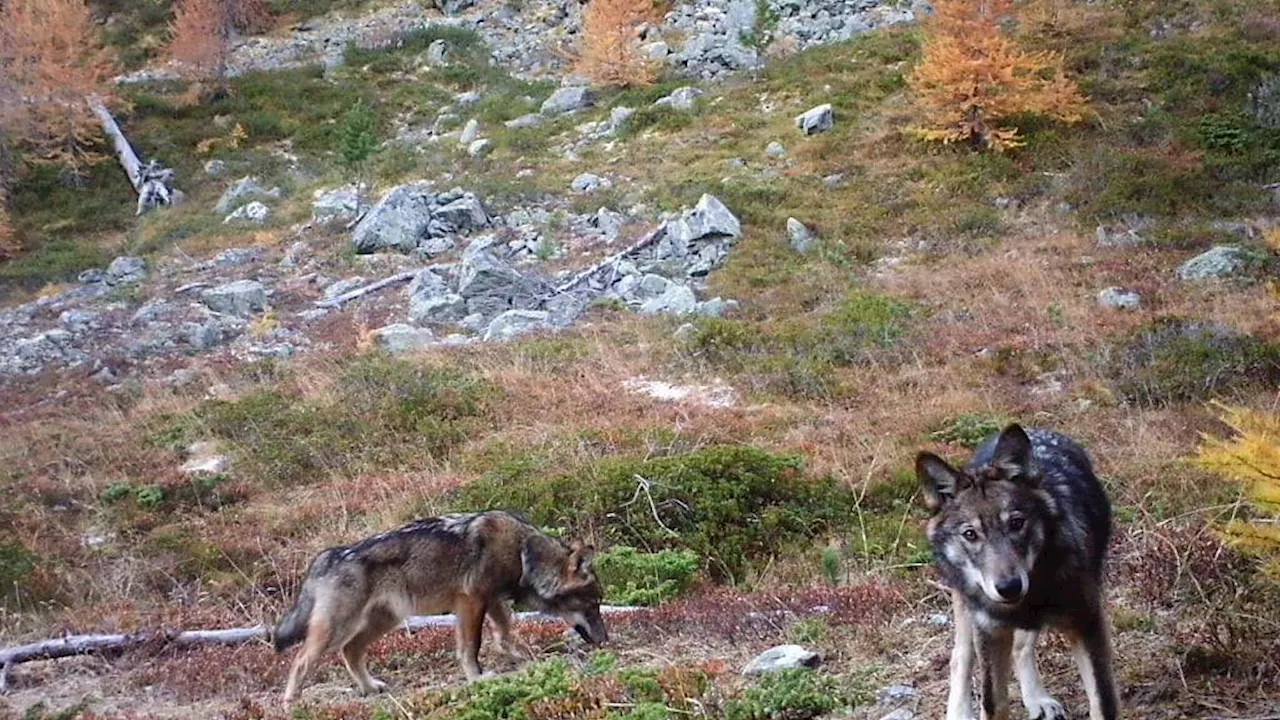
(272, 510, 607, 705)
(917, 423, 1118, 720)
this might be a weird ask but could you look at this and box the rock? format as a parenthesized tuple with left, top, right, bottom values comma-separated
(667, 194, 742, 247)
(571, 173, 610, 193)
(765, 141, 786, 158)
(201, 280, 268, 317)
(787, 218, 817, 253)
(1095, 224, 1144, 248)
(181, 453, 229, 476)
(541, 86, 595, 116)
(323, 276, 367, 300)
(607, 106, 635, 134)
(484, 309, 551, 342)
(426, 39, 450, 65)
(639, 283, 698, 316)
(214, 176, 280, 216)
(352, 182, 434, 254)
(459, 118, 480, 145)
(877, 685, 919, 705)
(644, 41, 670, 60)
(204, 159, 227, 177)
(312, 185, 361, 224)
(431, 0, 473, 15)
(741, 645, 822, 676)
(280, 241, 310, 269)
(408, 269, 467, 323)
(545, 293, 587, 327)
(695, 297, 739, 317)
(467, 138, 493, 157)
(654, 86, 704, 111)
(878, 709, 915, 720)
(822, 173, 845, 188)
(591, 207, 625, 243)
(59, 309, 100, 332)
(458, 249, 538, 315)
(794, 103, 834, 135)
(926, 612, 951, 627)
(1178, 245, 1246, 280)
(505, 113, 545, 129)
(1097, 287, 1140, 310)
(79, 268, 105, 284)
(434, 193, 489, 231)
(105, 256, 147, 285)
(223, 200, 272, 224)
(1249, 75, 1280, 129)
(373, 323, 435, 354)
(673, 322, 697, 342)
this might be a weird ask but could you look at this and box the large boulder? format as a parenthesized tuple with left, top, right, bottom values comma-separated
(795, 104, 834, 135)
(201, 280, 268, 317)
(639, 283, 698, 316)
(458, 250, 540, 316)
(663, 194, 742, 258)
(407, 269, 467, 324)
(352, 182, 435, 254)
(105, 256, 147, 285)
(312, 185, 361, 224)
(484, 310, 551, 342)
(1178, 245, 1246, 281)
(541, 86, 595, 116)
(372, 323, 435, 354)
(433, 193, 489, 233)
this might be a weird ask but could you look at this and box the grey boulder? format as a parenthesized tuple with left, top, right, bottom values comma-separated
(201, 280, 268, 317)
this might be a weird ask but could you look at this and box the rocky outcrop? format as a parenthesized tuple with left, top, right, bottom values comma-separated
(352, 183, 490, 254)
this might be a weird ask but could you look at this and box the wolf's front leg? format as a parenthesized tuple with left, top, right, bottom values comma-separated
(1014, 629, 1066, 720)
(947, 592, 978, 720)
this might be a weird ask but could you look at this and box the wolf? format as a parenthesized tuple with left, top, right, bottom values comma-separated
(916, 423, 1118, 720)
(271, 510, 608, 705)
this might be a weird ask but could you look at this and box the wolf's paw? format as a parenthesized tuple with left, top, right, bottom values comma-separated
(360, 678, 389, 695)
(1023, 695, 1066, 720)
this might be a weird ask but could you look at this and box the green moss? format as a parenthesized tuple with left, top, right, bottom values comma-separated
(724, 670, 850, 720)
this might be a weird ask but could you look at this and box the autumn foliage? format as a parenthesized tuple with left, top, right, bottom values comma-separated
(907, 0, 1089, 152)
(576, 0, 659, 88)
(1196, 402, 1280, 579)
(167, 0, 270, 99)
(0, 0, 118, 170)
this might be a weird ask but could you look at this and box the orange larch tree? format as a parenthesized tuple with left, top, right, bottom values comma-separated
(167, 0, 270, 101)
(0, 0, 119, 172)
(907, 0, 1089, 152)
(576, 0, 659, 88)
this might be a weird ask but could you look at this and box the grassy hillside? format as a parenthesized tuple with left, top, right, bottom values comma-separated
(2, 0, 1280, 718)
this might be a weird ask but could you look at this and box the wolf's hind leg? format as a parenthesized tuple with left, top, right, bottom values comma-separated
(283, 613, 335, 707)
(1014, 629, 1066, 720)
(340, 605, 399, 695)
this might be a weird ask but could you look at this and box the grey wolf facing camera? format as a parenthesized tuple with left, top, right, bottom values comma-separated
(917, 424, 1118, 720)
(272, 510, 607, 705)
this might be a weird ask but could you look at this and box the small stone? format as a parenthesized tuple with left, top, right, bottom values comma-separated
(765, 141, 786, 158)
(571, 173, 610, 193)
(695, 297, 739, 317)
(181, 454, 229, 476)
(426, 39, 450, 65)
(794, 103, 834, 135)
(823, 173, 845, 188)
(79, 268, 105, 284)
(787, 218, 817, 253)
(673, 323, 697, 342)
(741, 645, 822, 676)
(504, 113, 545, 129)
(877, 685, 919, 705)
(878, 709, 915, 720)
(639, 273, 670, 295)
(312, 185, 361, 224)
(204, 159, 226, 176)
(1178, 245, 1246, 280)
(455, 91, 482, 106)
(1097, 287, 1140, 310)
(926, 612, 951, 627)
(372, 323, 435, 354)
(643, 41, 670, 60)
(459, 118, 480, 145)
(468, 138, 493, 157)
(223, 201, 272, 225)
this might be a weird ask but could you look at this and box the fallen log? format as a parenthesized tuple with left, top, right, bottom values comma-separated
(313, 269, 418, 309)
(0, 605, 642, 691)
(87, 94, 178, 216)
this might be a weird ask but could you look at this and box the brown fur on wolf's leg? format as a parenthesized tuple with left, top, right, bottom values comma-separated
(283, 617, 333, 707)
(455, 595, 487, 680)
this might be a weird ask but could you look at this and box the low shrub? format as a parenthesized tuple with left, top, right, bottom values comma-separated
(594, 546, 700, 606)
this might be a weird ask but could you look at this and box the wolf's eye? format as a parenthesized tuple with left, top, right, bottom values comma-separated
(961, 528, 979, 542)
(1008, 517, 1026, 532)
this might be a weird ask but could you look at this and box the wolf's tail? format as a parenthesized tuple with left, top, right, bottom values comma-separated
(272, 583, 315, 653)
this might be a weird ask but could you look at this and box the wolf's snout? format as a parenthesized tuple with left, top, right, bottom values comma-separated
(995, 576, 1025, 601)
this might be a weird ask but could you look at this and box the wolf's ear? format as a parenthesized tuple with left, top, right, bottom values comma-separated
(917, 452, 964, 511)
(571, 543, 596, 576)
(991, 424, 1035, 481)
(521, 534, 566, 598)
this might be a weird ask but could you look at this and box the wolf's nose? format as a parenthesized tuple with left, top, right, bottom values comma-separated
(996, 577, 1024, 600)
